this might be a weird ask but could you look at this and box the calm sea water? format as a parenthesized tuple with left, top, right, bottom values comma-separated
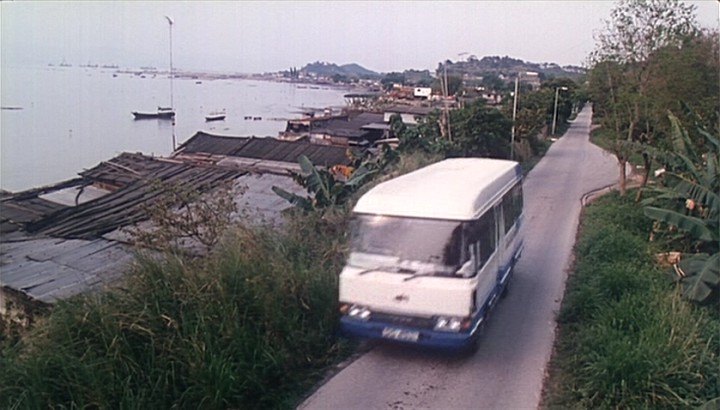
(1, 65, 349, 192)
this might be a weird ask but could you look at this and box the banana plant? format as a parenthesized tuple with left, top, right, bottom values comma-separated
(272, 155, 376, 211)
(643, 113, 719, 303)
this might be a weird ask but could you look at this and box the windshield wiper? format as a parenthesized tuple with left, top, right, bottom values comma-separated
(402, 271, 437, 282)
(358, 266, 416, 276)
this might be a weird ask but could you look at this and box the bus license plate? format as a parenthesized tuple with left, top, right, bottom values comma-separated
(382, 327, 419, 342)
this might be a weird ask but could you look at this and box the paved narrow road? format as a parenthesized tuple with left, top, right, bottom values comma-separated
(300, 105, 617, 410)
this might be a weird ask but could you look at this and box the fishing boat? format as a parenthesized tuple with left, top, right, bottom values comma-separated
(132, 107, 175, 119)
(205, 110, 226, 121)
(132, 16, 175, 121)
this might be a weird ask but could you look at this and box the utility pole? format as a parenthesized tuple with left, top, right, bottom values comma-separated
(165, 16, 174, 109)
(165, 15, 176, 150)
(510, 75, 519, 160)
(443, 63, 452, 141)
(552, 86, 568, 136)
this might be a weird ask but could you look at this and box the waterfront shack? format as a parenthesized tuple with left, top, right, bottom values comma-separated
(1, 137, 353, 324)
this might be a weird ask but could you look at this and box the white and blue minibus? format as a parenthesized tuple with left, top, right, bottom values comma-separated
(339, 158, 524, 350)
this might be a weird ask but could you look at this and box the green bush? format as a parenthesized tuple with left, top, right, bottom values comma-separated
(0, 212, 351, 409)
(544, 191, 719, 409)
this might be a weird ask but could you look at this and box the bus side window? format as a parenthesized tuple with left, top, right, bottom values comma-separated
(467, 210, 496, 272)
(464, 221, 479, 274)
(502, 183, 523, 233)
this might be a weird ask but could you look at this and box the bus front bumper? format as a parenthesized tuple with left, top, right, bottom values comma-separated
(340, 316, 481, 350)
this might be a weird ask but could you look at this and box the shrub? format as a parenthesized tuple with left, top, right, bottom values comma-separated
(543, 191, 719, 408)
(0, 213, 351, 409)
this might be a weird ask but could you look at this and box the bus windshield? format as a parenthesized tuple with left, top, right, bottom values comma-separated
(349, 214, 465, 270)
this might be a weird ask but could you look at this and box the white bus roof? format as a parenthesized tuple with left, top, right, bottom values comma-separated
(354, 158, 521, 220)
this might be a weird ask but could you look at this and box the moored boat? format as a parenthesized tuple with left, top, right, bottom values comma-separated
(205, 110, 226, 121)
(132, 107, 175, 120)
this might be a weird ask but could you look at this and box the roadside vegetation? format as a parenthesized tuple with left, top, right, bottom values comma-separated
(544, 1, 719, 407)
(0, 211, 352, 409)
(542, 191, 719, 408)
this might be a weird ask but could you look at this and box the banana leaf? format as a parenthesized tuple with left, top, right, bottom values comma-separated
(644, 206, 717, 242)
(678, 253, 719, 304)
(271, 186, 313, 211)
(298, 155, 332, 202)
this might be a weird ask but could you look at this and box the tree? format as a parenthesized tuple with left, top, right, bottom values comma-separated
(541, 78, 577, 127)
(588, 0, 700, 196)
(393, 113, 444, 154)
(432, 75, 463, 97)
(128, 180, 240, 254)
(331, 73, 349, 84)
(591, 0, 698, 64)
(381, 72, 405, 90)
(449, 100, 512, 158)
(504, 87, 553, 160)
(644, 31, 720, 144)
(481, 74, 505, 92)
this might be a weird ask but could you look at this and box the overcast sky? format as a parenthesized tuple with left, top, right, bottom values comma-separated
(1, 1, 718, 74)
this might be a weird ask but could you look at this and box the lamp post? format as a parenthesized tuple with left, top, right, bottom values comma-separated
(165, 15, 176, 150)
(551, 86, 568, 136)
(510, 75, 520, 160)
(165, 16, 174, 109)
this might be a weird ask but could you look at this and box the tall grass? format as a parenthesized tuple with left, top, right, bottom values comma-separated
(543, 191, 719, 408)
(0, 211, 351, 409)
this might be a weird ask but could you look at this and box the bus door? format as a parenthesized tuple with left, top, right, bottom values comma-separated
(470, 207, 499, 314)
(495, 202, 506, 286)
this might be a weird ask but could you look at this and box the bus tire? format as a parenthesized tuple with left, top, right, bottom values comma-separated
(463, 333, 481, 355)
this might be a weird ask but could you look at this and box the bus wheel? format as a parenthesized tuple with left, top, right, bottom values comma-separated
(463, 331, 482, 355)
(501, 280, 510, 298)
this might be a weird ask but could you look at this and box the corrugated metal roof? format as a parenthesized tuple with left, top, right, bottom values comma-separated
(25, 155, 244, 239)
(175, 132, 351, 167)
(79, 152, 183, 188)
(311, 128, 368, 139)
(175, 133, 252, 156)
(1, 197, 68, 235)
(1, 237, 134, 304)
(384, 105, 437, 115)
(1, 149, 315, 306)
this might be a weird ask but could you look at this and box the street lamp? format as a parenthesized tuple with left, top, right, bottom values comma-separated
(510, 75, 519, 160)
(551, 86, 569, 136)
(165, 15, 176, 150)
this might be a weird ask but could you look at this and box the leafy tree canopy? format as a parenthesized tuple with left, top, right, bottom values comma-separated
(590, 0, 698, 64)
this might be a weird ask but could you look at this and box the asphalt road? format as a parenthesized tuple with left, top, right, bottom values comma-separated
(300, 105, 618, 410)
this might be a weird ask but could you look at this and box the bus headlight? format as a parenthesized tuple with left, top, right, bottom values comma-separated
(344, 304, 372, 321)
(434, 316, 469, 332)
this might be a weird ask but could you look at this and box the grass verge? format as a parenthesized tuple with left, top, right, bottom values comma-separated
(542, 191, 719, 408)
(0, 211, 353, 409)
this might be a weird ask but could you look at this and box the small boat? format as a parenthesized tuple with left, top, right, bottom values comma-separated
(205, 110, 226, 122)
(132, 106, 175, 120)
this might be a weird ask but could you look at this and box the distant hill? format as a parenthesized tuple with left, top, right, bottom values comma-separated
(292, 55, 584, 82)
(440, 55, 585, 80)
(300, 61, 381, 79)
